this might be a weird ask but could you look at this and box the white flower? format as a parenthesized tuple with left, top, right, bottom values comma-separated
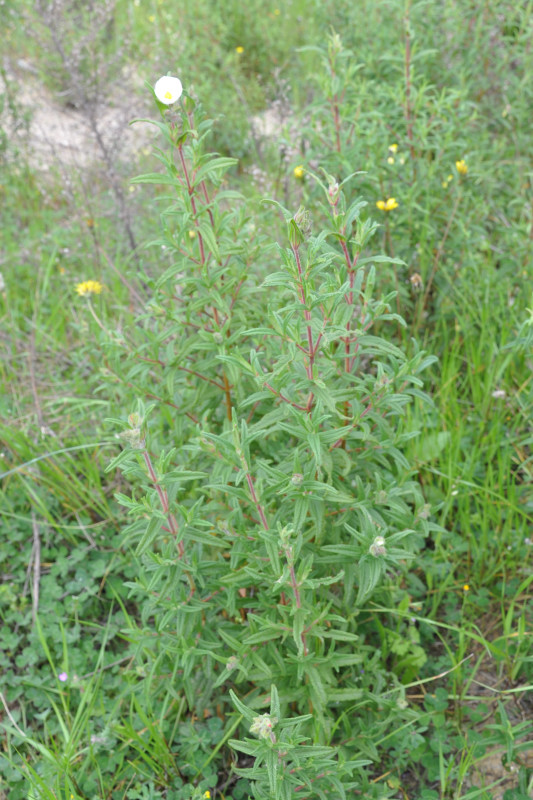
(154, 75, 183, 105)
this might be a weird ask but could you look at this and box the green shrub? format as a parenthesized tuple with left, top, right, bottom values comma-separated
(103, 62, 438, 797)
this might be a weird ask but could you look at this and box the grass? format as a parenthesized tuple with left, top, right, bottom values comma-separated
(1, 0, 532, 798)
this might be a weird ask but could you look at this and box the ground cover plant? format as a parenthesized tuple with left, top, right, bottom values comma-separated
(1, 1, 532, 799)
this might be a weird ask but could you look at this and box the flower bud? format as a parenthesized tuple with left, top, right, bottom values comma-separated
(327, 179, 340, 206)
(288, 206, 311, 247)
(119, 427, 145, 449)
(279, 525, 293, 549)
(250, 713, 278, 740)
(328, 32, 343, 57)
(369, 535, 387, 557)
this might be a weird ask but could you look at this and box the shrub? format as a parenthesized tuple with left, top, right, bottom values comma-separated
(103, 64, 438, 797)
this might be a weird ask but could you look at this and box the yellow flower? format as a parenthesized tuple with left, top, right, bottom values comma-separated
(148, 14, 155, 22)
(387, 156, 395, 165)
(188, 230, 196, 239)
(235, 46, 244, 54)
(456, 159, 468, 175)
(203, 793, 211, 799)
(75, 280, 104, 296)
(274, 8, 281, 14)
(463, 584, 470, 592)
(377, 197, 398, 211)
(448, 174, 453, 181)
(293, 165, 305, 179)
(442, 181, 448, 188)
(388, 143, 398, 153)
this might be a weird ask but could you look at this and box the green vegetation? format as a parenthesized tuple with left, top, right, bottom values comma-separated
(1, 1, 532, 799)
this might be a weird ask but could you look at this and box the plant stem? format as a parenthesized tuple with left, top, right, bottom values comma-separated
(142, 449, 184, 560)
(292, 243, 316, 413)
(178, 144, 206, 266)
(245, 472, 269, 532)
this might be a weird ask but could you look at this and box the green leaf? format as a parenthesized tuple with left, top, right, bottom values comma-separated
(229, 690, 256, 722)
(356, 554, 384, 605)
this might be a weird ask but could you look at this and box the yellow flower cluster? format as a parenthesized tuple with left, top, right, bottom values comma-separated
(235, 46, 244, 54)
(75, 280, 104, 296)
(293, 165, 305, 179)
(456, 159, 468, 175)
(376, 197, 399, 212)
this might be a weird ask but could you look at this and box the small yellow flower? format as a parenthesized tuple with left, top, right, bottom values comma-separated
(235, 46, 244, 54)
(75, 280, 104, 297)
(463, 584, 470, 592)
(388, 143, 398, 153)
(448, 174, 453, 181)
(188, 230, 196, 239)
(442, 181, 448, 188)
(274, 8, 281, 14)
(203, 793, 211, 799)
(293, 165, 305, 179)
(387, 156, 395, 165)
(148, 14, 155, 22)
(377, 197, 398, 211)
(456, 159, 468, 175)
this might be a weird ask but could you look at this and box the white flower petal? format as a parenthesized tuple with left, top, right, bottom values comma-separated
(154, 75, 183, 105)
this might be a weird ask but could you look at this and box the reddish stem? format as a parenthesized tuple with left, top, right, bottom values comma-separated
(178, 144, 206, 266)
(245, 472, 269, 531)
(292, 243, 316, 396)
(142, 449, 184, 559)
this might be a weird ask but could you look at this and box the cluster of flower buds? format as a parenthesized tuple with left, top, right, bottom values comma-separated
(120, 412, 145, 449)
(249, 713, 278, 742)
(328, 31, 343, 58)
